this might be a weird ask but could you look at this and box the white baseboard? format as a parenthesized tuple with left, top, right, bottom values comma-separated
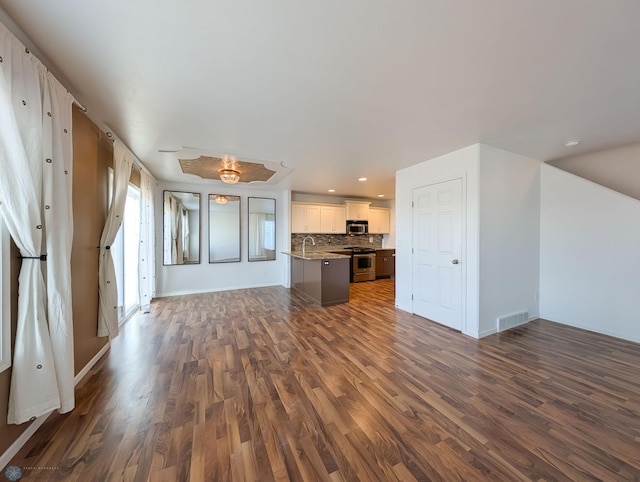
(156, 282, 284, 298)
(0, 410, 54, 470)
(540, 313, 640, 344)
(477, 328, 497, 338)
(74, 342, 110, 386)
(1, 341, 111, 470)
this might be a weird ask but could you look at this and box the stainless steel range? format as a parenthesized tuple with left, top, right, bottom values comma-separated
(351, 247, 376, 282)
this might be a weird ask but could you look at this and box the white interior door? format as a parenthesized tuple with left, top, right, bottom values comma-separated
(412, 179, 463, 330)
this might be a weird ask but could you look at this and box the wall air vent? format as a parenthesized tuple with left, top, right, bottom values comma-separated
(497, 310, 529, 332)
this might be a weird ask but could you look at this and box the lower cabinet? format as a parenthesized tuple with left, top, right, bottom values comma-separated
(291, 257, 350, 306)
(375, 249, 395, 279)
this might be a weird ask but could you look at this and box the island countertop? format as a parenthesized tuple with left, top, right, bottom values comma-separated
(282, 250, 351, 261)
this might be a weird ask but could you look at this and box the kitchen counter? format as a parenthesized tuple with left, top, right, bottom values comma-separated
(282, 250, 351, 261)
(283, 251, 350, 306)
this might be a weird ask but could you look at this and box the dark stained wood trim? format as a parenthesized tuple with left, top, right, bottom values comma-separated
(6, 280, 640, 480)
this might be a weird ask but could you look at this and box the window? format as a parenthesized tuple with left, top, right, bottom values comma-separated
(108, 169, 141, 322)
(122, 185, 140, 315)
(0, 219, 11, 372)
(111, 183, 141, 321)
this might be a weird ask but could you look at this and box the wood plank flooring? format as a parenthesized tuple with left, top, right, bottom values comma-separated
(6, 279, 640, 481)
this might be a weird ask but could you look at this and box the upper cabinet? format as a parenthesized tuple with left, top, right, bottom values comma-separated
(320, 205, 346, 234)
(292, 202, 347, 234)
(369, 207, 391, 234)
(345, 201, 370, 221)
(291, 203, 321, 233)
(292, 201, 389, 234)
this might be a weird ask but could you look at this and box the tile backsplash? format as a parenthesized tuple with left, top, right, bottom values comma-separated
(291, 233, 383, 250)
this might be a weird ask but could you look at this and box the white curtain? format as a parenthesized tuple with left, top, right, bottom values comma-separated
(170, 197, 179, 264)
(0, 25, 75, 423)
(98, 142, 133, 338)
(138, 170, 155, 313)
(181, 208, 190, 262)
(163, 192, 171, 264)
(250, 213, 266, 258)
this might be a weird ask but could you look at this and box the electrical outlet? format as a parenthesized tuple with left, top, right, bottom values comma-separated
(369, 236, 373, 243)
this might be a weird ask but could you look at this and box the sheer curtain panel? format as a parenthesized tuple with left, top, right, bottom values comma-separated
(138, 170, 155, 313)
(98, 142, 133, 338)
(250, 213, 266, 258)
(0, 24, 75, 424)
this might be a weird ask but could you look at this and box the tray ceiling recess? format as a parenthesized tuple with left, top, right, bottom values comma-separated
(176, 150, 293, 185)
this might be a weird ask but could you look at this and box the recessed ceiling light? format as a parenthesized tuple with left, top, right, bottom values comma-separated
(377, 194, 384, 198)
(564, 139, 580, 147)
(328, 189, 335, 193)
(358, 177, 367, 182)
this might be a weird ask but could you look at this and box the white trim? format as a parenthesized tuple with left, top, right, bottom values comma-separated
(541, 315, 640, 345)
(477, 328, 497, 338)
(0, 410, 54, 470)
(411, 174, 468, 334)
(0, 219, 11, 373)
(0, 341, 111, 468)
(156, 282, 284, 298)
(73, 342, 110, 386)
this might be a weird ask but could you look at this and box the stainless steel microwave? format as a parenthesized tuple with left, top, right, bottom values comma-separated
(346, 220, 368, 234)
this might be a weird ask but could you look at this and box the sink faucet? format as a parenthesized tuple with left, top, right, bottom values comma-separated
(302, 236, 315, 256)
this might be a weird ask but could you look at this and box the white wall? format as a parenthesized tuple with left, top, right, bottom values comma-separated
(396, 144, 480, 337)
(157, 182, 290, 297)
(549, 141, 640, 201)
(478, 145, 541, 337)
(382, 199, 396, 248)
(209, 210, 240, 262)
(396, 143, 543, 338)
(540, 164, 640, 343)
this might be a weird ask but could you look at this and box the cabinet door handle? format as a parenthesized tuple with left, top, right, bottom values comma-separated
(452, 259, 460, 265)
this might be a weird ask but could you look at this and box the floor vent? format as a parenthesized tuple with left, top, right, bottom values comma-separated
(497, 311, 529, 332)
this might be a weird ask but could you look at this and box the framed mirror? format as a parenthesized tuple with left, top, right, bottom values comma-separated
(248, 197, 276, 262)
(209, 194, 241, 263)
(162, 190, 201, 265)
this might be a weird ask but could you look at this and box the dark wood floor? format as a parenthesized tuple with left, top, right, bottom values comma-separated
(7, 279, 640, 481)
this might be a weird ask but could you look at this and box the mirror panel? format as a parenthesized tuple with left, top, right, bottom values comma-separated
(163, 190, 201, 265)
(248, 197, 276, 262)
(209, 194, 241, 263)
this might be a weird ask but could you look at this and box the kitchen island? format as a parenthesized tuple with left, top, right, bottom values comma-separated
(283, 250, 351, 306)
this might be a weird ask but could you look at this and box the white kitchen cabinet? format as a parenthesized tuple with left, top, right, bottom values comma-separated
(291, 203, 322, 233)
(320, 205, 346, 234)
(345, 201, 370, 221)
(369, 207, 391, 233)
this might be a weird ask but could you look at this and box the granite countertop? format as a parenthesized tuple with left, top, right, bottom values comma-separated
(282, 250, 351, 261)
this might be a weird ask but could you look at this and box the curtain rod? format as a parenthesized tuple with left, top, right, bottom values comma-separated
(73, 99, 87, 113)
(106, 132, 155, 180)
(0, 12, 156, 183)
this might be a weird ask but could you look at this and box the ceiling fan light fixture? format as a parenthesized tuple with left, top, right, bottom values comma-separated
(219, 168, 241, 184)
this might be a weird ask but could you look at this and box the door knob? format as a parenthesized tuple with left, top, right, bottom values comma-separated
(452, 259, 460, 265)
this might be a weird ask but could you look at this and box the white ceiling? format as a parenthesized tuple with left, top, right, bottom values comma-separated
(2, 0, 640, 200)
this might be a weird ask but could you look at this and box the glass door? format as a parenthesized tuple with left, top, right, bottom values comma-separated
(110, 173, 141, 322)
